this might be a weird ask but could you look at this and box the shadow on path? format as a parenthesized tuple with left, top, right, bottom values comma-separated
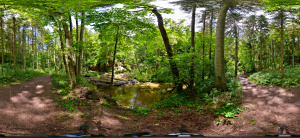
(0, 75, 84, 136)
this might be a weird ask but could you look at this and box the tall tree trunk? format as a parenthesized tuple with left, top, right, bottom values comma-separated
(189, 4, 196, 92)
(110, 26, 120, 92)
(61, 16, 76, 88)
(18, 25, 21, 62)
(54, 38, 57, 72)
(13, 17, 16, 71)
(77, 12, 85, 76)
(152, 8, 183, 93)
(76, 12, 79, 41)
(214, 3, 229, 91)
(50, 15, 69, 76)
(280, 10, 284, 78)
(1, 14, 4, 73)
(48, 41, 50, 68)
(234, 24, 238, 77)
(36, 26, 38, 70)
(202, 10, 206, 80)
(22, 25, 26, 69)
(292, 22, 295, 68)
(68, 14, 76, 76)
(259, 35, 263, 71)
(208, 9, 213, 78)
(75, 12, 79, 76)
(32, 25, 35, 69)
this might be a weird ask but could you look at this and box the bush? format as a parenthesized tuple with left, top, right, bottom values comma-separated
(152, 94, 192, 109)
(83, 72, 100, 77)
(248, 66, 300, 87)
(0, 69, 46, 85)
(51, 73, 70, 89)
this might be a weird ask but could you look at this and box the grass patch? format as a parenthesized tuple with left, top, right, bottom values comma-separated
(0, 68, 46, 85)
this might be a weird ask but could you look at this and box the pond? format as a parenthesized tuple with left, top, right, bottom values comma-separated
(96, 82, 171, 108)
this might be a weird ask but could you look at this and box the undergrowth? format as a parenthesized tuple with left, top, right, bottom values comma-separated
(51, 71, 94, 112)
(248, 66, 300, 87)
(0, 68, 46, 85)
(131, 78, 244, 118)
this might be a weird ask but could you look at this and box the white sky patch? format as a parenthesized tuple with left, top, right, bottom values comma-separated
(150, 0, 207, 31)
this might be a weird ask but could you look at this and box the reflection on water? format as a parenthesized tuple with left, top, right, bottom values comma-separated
(96, 82, 171, 107)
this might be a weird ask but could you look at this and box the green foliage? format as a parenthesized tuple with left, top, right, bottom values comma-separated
(248, 66, 300, 87)
(216, 117, 223, 125)
(174, 109, 181, 114)
(0, 68, 46, 85)
(83, 72, 100, 77)
(130, 68, 153, 82)
(59, 99, 79, 112)
(51, 73, 70, 89)
(216, 102, 243, 118)
(157, 113, 165, 117)
(152, 94, 187, 109)
(131, 106, 151, 116)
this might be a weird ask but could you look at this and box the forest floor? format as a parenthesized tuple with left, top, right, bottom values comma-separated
(0, 75, 299, 136)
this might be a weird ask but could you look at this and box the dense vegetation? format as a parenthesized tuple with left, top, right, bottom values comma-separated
(0, 0, 299, 120)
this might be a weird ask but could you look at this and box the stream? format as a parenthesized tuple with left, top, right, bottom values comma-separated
(96, 82, 170, 108)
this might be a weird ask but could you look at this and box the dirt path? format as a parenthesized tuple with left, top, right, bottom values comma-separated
(200, 75, 300, 136)
(225, 75, 300, 136)
(0, 75, 87, 136)
(0, 75, 299, 136)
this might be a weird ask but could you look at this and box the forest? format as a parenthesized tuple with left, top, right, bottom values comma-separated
(0, 0, 299, 137)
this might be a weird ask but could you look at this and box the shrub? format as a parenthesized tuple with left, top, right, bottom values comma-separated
(248, 66, 300, 87)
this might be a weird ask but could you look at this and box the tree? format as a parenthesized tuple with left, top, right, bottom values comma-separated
(1, 9, 4, 73)
(88, 7, 154, 90)
(257, 15, 268, 71)
(152, 7, 183, 93)
(226, 12, 243, 76)
(263, 0, 299, 77)
(214, 2, 230, 91)
(244, 15, 257, 72)
(22, 24, 26, 69)
(13, 16, 16, 71)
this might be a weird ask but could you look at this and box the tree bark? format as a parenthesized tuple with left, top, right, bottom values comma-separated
(13, 17, 16, 71)
(189, 4, 196, 92)
(110, 26, 120, 91)
(77, 12, 85, 76)
(208, 9, 213, 78)
(280, 10, 284, 78)
(214, 3, 229, 91)
(152, 8, 183, 93)
(1, 14, 4, 73)
(32, 25, 35, 69)
(61, 15, 76, 88)
(202, 10, 206, 80)
(54, 37, 57, 72)
(36, 26, 38, 70)
(259, 35, 263, 71)
(234, 24, 238, 77)
(22, 25, 26, 69)
(292, 22, 295, 68)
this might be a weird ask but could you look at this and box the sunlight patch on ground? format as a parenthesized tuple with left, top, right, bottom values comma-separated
(29, 97, 47, 108)
(35, 85, 44, 89)
(35, 90, 45, 94)
(10, 92, 30, 103)
(267, 97, 283, 105)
